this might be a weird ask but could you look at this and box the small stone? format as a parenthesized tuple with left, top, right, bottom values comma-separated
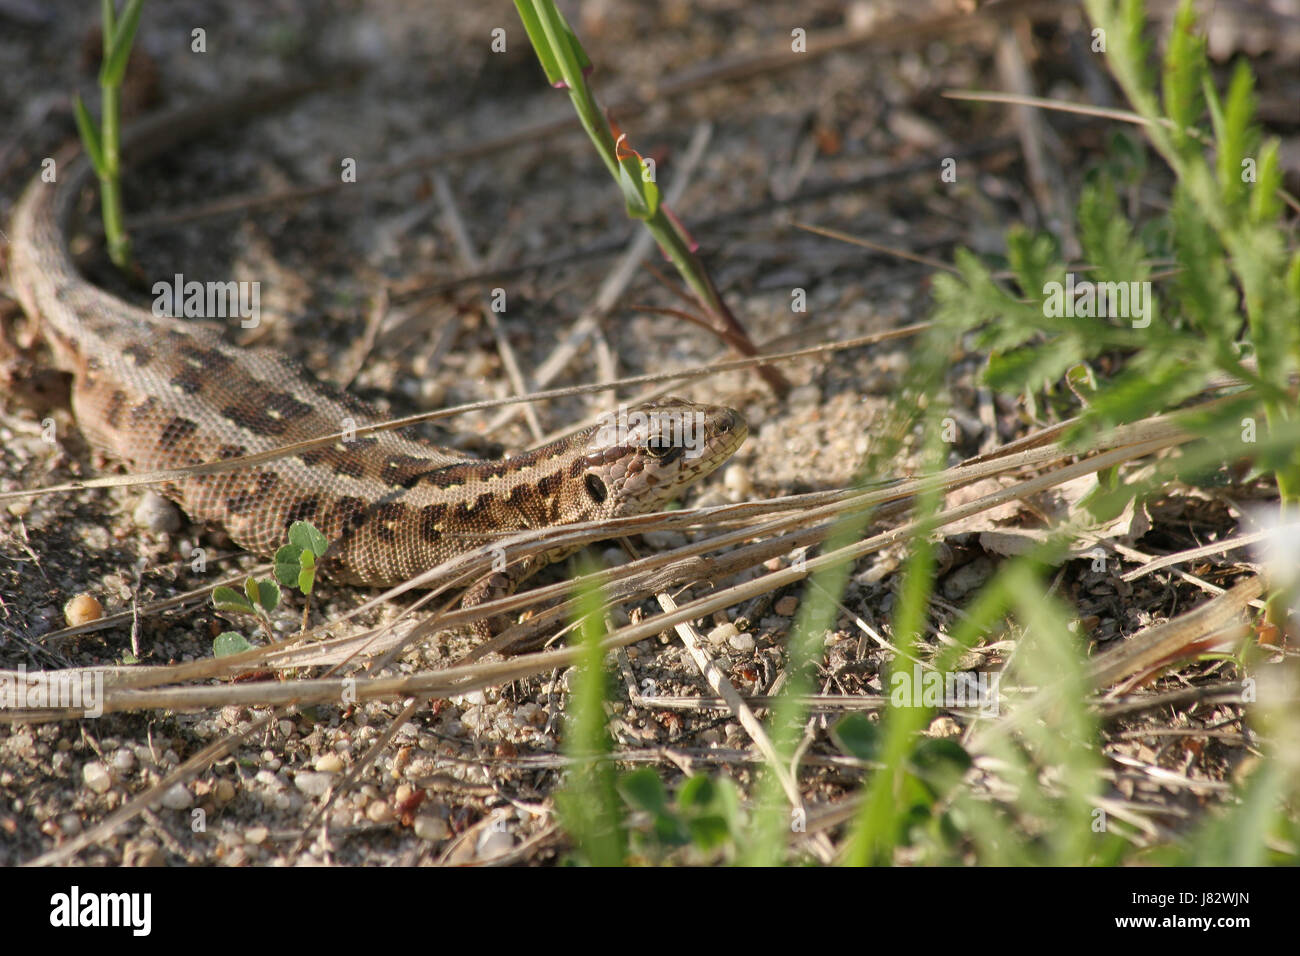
(214, 779, 237, 804)
(82, 761, 112, 794)
(64, 593, 103, 627)
(774, 596, 800, 617)
(413, 815, 449, 842)
(314, 754, 344, 774)
(366, 799, 395, 824)
(133, 492, 182, 534)
(723, 464, 753, 501)
(728, 631, 755, 652)
(294, 772, 334, 798)
(245, 826, 269, 845)
(58, 813, 82, 835)
(110, 748, 136, 773)
(160, 783, 193, 810)
(707, 622, 739, 647)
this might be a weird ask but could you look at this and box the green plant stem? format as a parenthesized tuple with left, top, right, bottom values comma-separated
(98, 75, 130, 268)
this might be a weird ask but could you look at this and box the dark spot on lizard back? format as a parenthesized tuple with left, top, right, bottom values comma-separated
(330, 495, 368, 531)
(371, 501, 410, 542)
(158, 416, 199, 450)
(333, 458, 366, 479)
(536, 470, 563, 500)
(226, 472, 280, 516)
(122, 344, 153, 367)
(221, 403, 290, 436)
(419, 503, 447, 542)
(283, 495, 320, 527)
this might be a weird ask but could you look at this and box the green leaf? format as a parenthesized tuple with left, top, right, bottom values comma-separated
(298, 549, 317, 595)
(830, 712, 881, 762)
(213, 631, 254, 657)
(100, 0, 146, 87)
(1161, 0, 1205, 144)
(212, 585, 254, 615)
(1216, 61, 1256, 214)
(617, 768, 670, 815)
(515, 0, 591, 88)
(1248, 139, 1282, 224)
(616, 154, 658, 219)
(273, 543, 304, 588)
(288, 520, 328, 558)
(254, 578, 281, 613)
(72, 95, 106, 175)
(1005, 227, 1062, 300)
(686, 815, 732, 852)
(676, 774, 715, 812)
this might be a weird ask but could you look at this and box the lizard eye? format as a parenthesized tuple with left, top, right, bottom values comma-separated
(645, 440, 683, 465)
(584, 473, 608, 504)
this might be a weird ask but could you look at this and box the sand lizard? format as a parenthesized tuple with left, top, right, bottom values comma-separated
(5, 93, 746, 615)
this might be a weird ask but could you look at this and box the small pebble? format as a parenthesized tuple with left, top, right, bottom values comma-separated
(707, 622, 739, 647)
(110, 748, 136, 773)
(314, 754, 344, 774)
(294, 772, 334, 798)
(82, 761, 112, 794)
(63, 593, 103, 627)
(214, 779, 236, 805)
(723, 464, 753, 500)
(366, 799, 395, 824)
(413, 815, 449, 842)
(245, 826, 269, 845)
(133, 492, 182, 533)
(774, 595, 800, 617)
(160, 783, 193, 810)
(728, 631, 756, 652)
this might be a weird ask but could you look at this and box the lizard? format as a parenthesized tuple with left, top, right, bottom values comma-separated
(4, 90, 747, 624)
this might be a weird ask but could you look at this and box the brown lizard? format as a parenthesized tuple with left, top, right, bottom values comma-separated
(6, 91, 746, 617)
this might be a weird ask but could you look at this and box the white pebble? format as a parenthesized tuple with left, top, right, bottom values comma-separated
(110, 748, 136, 773)
(159, 783, 192, 810)
(294, 772, 334, 798)
(413, 815, 449, 842)
(707, 623, 739, 647)
(728, 632, 756, 652)
(82, 761, 112, 794)
(314, 754, 344, 774)
(723, 464, 753, 501)
(133, 492, 182, 533)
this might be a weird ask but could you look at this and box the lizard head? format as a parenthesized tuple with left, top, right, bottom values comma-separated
(573, 397, 747, 520)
